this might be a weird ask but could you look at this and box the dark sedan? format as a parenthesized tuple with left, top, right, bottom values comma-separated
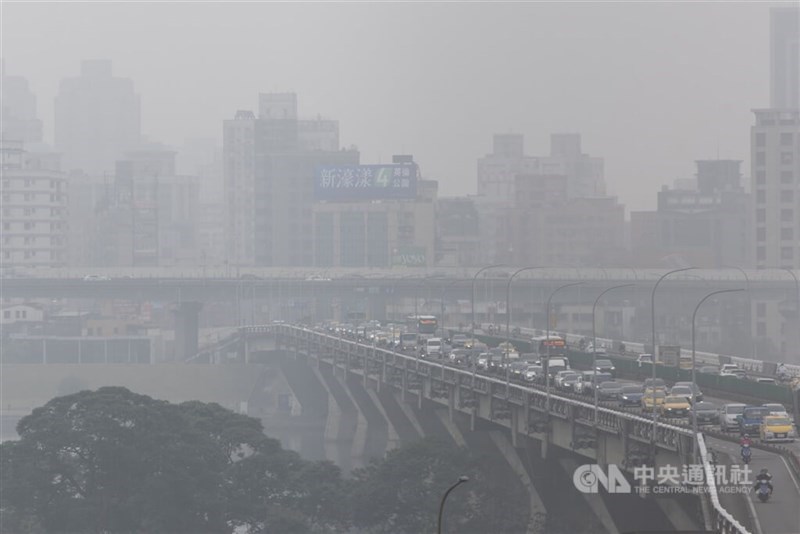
(618, 385, 645, 407)
(693, 402, 720, 425)
(597, 381, 625, 400)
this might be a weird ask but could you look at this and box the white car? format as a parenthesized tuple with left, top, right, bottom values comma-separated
(524, 365, 543, 382)
(720, 403, 746, 432)
(83, 274, 110, 281)
(762, 403, 790, 418)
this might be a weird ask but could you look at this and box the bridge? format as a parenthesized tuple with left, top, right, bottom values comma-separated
(234, 323, 792, 534)
(4, 269, 798, 365)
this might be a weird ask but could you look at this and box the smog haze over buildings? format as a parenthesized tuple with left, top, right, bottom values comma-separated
(1, 2, 778, 212)
(3, 3, 800, 534)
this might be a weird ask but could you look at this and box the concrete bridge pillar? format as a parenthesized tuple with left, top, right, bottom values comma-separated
(172, 301, 202, 362)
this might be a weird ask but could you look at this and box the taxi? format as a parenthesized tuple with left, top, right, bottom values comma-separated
(660, 395, 691, 418)
(641, 390, 666, 412)
(760, 415, 797, 443)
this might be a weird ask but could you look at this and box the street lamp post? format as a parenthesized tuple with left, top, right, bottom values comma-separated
(780, 267, 799, 315)
(691, 289, 744, 458)
(650, 267, 695, 438)
(724, 265, 755, 360)
(471, 265, 506, 349)
(545, 281, 583, 411)
(440, 278, 461, 340)
(437, 475, 469, 534)
(592, 284, 634, 424)
(506, 267, 545, 390)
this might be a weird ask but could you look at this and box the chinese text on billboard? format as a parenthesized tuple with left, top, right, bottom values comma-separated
(314, 164, 417, 200)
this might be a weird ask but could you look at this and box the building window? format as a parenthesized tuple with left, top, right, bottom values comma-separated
(781, 132, 793, 146)
(756, 190, 766, 204)
(757, 303, 766, 318)
(3, 311, 9, 319)
(756, 227, 766, 241)
(755, 152, 766, 165)
(781, 227, 794, 241)
(781, 189, 794, 202)
(756, 209, 766, 223)
(2, 223, 9, 231)
(756, 246, 766, 261)
(781, 247, 794, 260)
(757, 322, 767, 337)
(24, 222, 32, 230)
(755, 171, 766, 184)
(781, 152, 794, 165)
(781, 171, 794, 184)
(756, 133, 766, 147)
(781, 209, 794, 222)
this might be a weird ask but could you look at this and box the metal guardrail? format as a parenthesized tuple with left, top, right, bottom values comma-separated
(697, 433, 751, 534)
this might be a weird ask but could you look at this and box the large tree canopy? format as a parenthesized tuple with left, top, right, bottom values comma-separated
(0, 387, 344, 534)
(2, 387, 530, 534)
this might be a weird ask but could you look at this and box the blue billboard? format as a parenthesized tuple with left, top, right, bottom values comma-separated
(314, 164, 417, 201)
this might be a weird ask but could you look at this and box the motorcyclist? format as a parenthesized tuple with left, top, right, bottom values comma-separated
(739, 433, 752, 447)
(754, 468, 773, 494)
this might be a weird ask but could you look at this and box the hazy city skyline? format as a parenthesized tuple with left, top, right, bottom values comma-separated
(2, 2, 781, 212)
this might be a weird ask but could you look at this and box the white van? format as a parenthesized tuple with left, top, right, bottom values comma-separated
(425, 337, 443, 358)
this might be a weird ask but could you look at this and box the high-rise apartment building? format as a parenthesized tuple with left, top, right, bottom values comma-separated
(752, 7, 800, 270)
(751, 109, 799, 269)
(312, 176, 437, 269)
(55, 60, 141, 174)
(771, 7, 800, 110)
(223, 94, 358, 267)
(1, 141, 68, 268)
(511, 174, 625, 267)
(1, 63, 43, 144)
(749, 7, 800, 360)
(630, 160, 750, 268)
(475, 133, 606, 263)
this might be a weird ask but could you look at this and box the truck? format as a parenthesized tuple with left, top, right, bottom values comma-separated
(658, 345, 681, 367)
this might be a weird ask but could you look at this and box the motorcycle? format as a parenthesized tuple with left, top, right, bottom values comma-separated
(755, 481, 771, 502)
(741, 444, 752, 465)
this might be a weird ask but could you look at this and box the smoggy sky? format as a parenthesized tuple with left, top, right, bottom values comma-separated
(2, 1, 779, 212)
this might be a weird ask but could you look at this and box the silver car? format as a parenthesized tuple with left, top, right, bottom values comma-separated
(721, 403, 746, 432)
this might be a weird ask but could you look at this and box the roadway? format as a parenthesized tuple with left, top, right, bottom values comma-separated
(708, 437, 800, 534)
(369, 328, 799, 534)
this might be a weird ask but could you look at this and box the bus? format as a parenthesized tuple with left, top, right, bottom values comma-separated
(530, 335, 567, 358)
(406, 315, 438, 339)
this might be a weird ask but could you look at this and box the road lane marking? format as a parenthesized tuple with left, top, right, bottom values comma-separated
(779, 454, 800, 494)
(745, 489, 764, 534)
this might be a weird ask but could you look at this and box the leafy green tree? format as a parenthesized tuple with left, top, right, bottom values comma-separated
(2, 387, 230, 533)
(1, 387, 349, 534)
(349, 437, 529, 534)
